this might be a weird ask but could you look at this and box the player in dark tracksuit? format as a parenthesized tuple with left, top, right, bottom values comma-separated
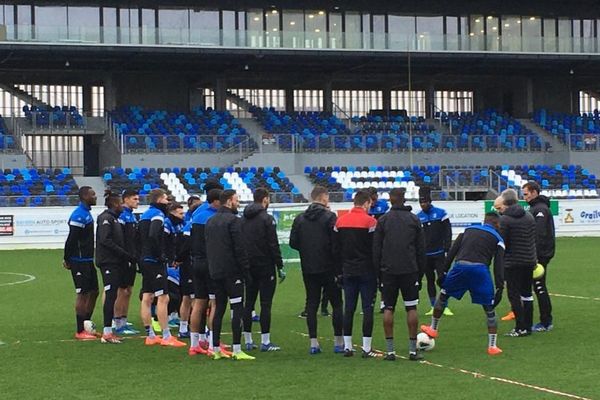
(290, 185, 344, 355)
(494, 190, 537, 337)
(64, 186, 98, 340)
(114, 189, 140, 335)
(96, 192, 136, 344)
(421, 213, 505, 355)
(165, 203, 190, 337)
(523, 182, 556, 332)
(334, 189, 379, 358)
(241, 188, 285, 352)
(373, 187, 426, 361)
(205, 189, 255, 360)
(417, 187, 453, 315)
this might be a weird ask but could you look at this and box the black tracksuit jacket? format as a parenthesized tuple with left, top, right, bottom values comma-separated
(241, 203, 283, 272)
(499, 204, 537, 268)
(372, 205, 426, 275)
(289, 203, 338, 275)
(527, 196, 556, 263)
(205, 206, 250, 280)
(96, 208, 135, 266)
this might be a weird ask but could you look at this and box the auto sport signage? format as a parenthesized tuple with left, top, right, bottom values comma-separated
(0, 215, 14, 236)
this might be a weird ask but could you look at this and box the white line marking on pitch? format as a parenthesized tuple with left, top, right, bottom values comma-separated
(550, 293, 600, 301)
(0, 272, 36, 287)
(292, 331, 593, 400)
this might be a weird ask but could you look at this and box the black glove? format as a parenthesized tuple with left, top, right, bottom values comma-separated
(493, 286, 504, 309)
(436, 271, 447, 288)
(244, 270, 254, 287)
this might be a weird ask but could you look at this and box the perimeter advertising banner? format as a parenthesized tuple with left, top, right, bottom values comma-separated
(1, 200, 600, 250)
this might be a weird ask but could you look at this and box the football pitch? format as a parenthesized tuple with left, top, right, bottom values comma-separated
(0, 237, 598, 400)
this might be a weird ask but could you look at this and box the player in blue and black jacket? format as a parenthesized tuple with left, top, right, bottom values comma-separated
(64, 186, 98, 339)
(367, 187, 389, 220)
(421, 212, 505, 356)
(188, 188, 222, 355)
(138, 189, 185, 347)
(417, 187, 453, 315)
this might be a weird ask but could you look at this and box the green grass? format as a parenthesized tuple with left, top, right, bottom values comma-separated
(0, 238, 599, 400)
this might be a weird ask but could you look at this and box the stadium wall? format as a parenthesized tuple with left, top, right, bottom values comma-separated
(120, 153, 245, 169)
(1, 200, 598, 251)
(106, 73, 191, 111)
(0, 154, 29, 170)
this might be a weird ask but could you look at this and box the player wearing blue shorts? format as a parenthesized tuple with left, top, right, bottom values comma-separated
(421, 213, 505, 356)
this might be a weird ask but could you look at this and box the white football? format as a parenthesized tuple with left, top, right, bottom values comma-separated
(83, 320, 97, 334)
(417, 332, 435, 351)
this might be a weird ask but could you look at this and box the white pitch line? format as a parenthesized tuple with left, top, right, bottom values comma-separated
(550, 293, 600, 302)
(0, 272, 36, 287)
(292, 331, 593, 400)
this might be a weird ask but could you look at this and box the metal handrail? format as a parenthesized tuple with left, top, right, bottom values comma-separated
(271, 133, 544, 153)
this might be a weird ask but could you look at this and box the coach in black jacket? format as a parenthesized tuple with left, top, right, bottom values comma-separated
(96, 192, 136, 342)
(523, 181, 556, 331)
(205, 189, 251, 357)
(290, 185, 343, 353)
(373, 187, 426, 360)
(241, 188, 284, 350)
(494, 189, 537, 337)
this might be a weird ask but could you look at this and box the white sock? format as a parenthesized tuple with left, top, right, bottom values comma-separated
(147, 326, 156, 339)
(179, 321, 189, 333)
(162, 329, 171, 340)
(208, 331, 214, 350)
(252, 310, 257, 318)
(363, 337, 372, 353)
(199, 333, 207, 342)
(261, 333, 270, 345)
(380, 300, 385, 309)
(190, 332, 200, 348)
(343, 336, 352, 351)
(243, 332, 253, 344)
(103, 327, 112, 336)
(233, 344, 242, 354)
(114, 318, 123, 329)
(334, 336, 344, 347)
(122, 317, 128, 326)
(310, 338, 319, 348)
(214, 345, 220, 353)
(489, 333, 498, 348)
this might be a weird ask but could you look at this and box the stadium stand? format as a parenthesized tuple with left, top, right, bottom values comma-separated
(305, 165, 436, 202)
(103, 166, 306, 204)
(22, 105, 84, 128)
(249, 104, 548, 153)
(0, 116, 16, 151)
(496, 164, 598, 198)
(112, 106, 256, 153)
(306, 164, 599, 202)
(443, 110, 547, 152)
(533, 109, 600, 151)
(0, 167, 79, 206)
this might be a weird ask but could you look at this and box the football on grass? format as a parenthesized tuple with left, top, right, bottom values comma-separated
(84, 320, 97, 335)
(417, 332, 435, 351)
